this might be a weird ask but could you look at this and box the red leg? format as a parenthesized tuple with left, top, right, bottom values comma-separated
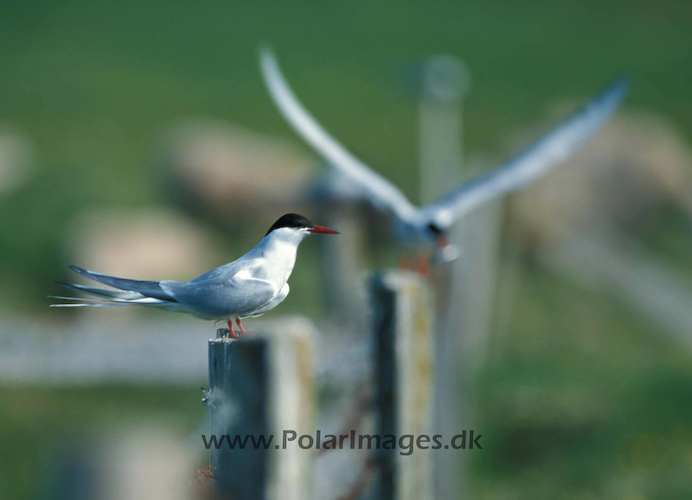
(227, 320, 240, 339)
(235, 317, 249, 337)
(415, 251, 430, 277)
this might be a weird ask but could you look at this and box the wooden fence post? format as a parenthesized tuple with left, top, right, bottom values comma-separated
(207, 319, 314, 500)
(372, 271, 435, 500)
(418, 55, 493, 499)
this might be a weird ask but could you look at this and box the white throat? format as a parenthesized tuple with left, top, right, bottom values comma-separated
(248, 227, 309, 282)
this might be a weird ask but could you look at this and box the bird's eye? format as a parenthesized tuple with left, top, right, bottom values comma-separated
(428, 223, 443, 236)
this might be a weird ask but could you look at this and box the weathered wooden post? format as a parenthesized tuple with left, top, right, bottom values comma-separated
(206, 319, 315, 500)
(418, 54, 469, 204)
(418, 54, 481, 499)
(372, 271, 434, 500)
(418, 55, 503, 497)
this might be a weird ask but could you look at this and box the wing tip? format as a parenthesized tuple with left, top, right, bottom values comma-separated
(258, 42, 274, 59)
(258, 44, 279, 74)
(50, 303, 102, 308)
(68, 265, 89, 276)
(601, 74, 630, 104)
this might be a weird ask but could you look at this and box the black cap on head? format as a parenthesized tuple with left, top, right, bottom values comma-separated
(266, 213, 315, 236)
(428, 223, 444, 236)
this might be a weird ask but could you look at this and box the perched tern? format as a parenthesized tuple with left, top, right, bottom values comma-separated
(51, 214, 339, 337)
(260, 48, 629, 262)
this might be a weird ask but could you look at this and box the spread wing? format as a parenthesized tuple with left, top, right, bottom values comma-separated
(420, 77, 629, 229)
(259, 47, 418, 222)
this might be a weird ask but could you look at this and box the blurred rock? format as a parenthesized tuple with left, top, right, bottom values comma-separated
(157, 118, 315, 221)
(0, 124, 36, 194)
(509, 108, 692, 244)
(65, 208, 222, 284)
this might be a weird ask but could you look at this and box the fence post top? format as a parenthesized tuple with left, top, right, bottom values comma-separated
(211, 316, 318, 343)
(373, 269, 431, 290)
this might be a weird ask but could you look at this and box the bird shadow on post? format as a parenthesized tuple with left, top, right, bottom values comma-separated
(206, 320, 314, 500)
(372, 271, 435, 500)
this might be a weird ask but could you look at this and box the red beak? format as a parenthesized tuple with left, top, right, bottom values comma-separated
(308, 225, 339, 234)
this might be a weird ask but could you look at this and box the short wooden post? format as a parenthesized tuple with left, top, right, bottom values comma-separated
(372, 271, 434, 500)
(207, 320, 314, 500)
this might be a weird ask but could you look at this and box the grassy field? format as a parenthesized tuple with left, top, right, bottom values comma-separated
(474, 257, 692, 499)
(0, 0, 691, 498)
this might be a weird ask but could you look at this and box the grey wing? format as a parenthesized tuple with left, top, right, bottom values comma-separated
(259, 47, 418, 222)
(420, 77, 629, 229)
(241, 283, 289, 319)
(161, 269, 279, 320)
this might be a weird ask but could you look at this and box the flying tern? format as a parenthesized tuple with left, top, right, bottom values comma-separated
(51, 213, 339, 337)
(260, 48, 629, 262)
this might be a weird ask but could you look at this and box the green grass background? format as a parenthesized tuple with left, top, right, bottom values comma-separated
(0, 0, 691, 498)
